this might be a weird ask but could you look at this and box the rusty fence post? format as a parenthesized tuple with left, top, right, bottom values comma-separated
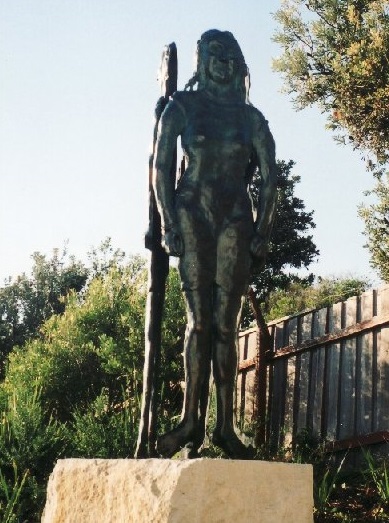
(247, 287, 272, 448)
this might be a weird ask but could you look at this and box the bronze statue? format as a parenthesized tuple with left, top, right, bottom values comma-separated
(140, 29, 277, 459)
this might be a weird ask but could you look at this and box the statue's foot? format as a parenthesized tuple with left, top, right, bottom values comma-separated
(212, 430, 255, 460)
(180, 443, 201, 459)
(156, 422, 196, 458)
(134, 441, 148, 459)
(135, 438, 158, 459)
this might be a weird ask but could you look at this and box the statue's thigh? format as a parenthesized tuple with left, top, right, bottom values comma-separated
(178, 248, 215, 291)
(216, 224, 252, 295)
(177, 207, 216, 291)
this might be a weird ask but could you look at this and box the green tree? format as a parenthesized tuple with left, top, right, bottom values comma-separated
(244, 159, 319, 326)
(273, 0, 389, 171)
(0, 248, 88, 367)
(359, 173, 389, 282)
(86, 237, 127, 279)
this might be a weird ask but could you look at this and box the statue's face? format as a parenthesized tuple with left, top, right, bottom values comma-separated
(205, 38, 237, 84)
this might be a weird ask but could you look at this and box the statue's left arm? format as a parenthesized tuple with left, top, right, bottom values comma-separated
(250, 109, 278, 263)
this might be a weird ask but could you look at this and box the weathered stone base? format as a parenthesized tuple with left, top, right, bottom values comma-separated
(42, 458, 313, 523)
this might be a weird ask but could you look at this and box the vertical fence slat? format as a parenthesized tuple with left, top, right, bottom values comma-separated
(313, 308, 328, 337)
(313, 346, 325, 437)
(375, 286, 389, 431)
(236, 334, 247, 424)
(294, 313, 312, 435)
(305, 309, 326, 437)
(313, 308, 327, 436)
(265, 325, 276, 443)
(269, 321, 287, 448)
(338, 297, 357, 440)
(324, 344, 340, 440)
(270, 359, 287, 449)
(325, 302, 342, 440)
(283, 318, 298, 446)
(356, 290, 375, 435)
(376, 329, 389, 431)
(245, 332, 257, 421)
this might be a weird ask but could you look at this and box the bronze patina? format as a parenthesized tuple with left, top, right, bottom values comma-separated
(140, 30, 277, 459)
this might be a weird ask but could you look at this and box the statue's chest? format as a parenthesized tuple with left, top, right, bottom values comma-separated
(182, 99, 250, 145)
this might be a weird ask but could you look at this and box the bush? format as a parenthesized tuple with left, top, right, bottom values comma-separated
(0, 388, 68, 522)
(266, 276, 370, 321)
(2, 261, 148, 422)
(0, 256, 188, 519)
(70, 388, 139, 459)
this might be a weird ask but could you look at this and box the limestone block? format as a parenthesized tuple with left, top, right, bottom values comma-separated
(42, 458, 313, 523)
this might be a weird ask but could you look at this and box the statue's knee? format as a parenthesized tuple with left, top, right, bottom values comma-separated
(213, 323, 235, 345)
(187, 317, 211, 338)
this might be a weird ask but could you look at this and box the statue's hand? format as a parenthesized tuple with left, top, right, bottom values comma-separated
(250, 234, 268, 266)
(162, 226, 184, 257)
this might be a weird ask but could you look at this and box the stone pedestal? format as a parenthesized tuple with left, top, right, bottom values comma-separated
(42, 458, 313, 523)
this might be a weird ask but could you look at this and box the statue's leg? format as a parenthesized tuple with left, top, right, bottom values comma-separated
(211, 221, 254, 459)
(156, 287, 212, 458)
(211, 287, 247, 453)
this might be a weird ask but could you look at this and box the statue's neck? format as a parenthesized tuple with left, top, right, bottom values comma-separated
(202, 81, 239, 104)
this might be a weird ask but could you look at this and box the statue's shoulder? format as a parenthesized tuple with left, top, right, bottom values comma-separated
(246, 104, 267, 124)
(158, 91, 190, 123)
(246, 104, 270, 132)
(164, 90, 200, 123)
(170, 90, 198, 109)
(171, 90, 192, 102)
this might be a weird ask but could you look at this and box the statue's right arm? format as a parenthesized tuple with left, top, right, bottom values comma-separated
(152, 98, 186, 256)
(250, 108, 278, 263)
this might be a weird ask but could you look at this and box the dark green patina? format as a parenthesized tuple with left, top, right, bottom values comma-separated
(138, 30, 277, 459)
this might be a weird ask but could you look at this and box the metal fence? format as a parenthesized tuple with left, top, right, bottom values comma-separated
(237, 285, 389, 451)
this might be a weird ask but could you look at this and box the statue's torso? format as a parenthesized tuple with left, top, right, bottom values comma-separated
(173, 91, 254, 226)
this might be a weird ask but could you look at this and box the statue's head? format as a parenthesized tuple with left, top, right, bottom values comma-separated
(185, 29, 249, 101)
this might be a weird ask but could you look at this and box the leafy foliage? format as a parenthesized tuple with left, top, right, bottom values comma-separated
(273, 0, 389, 171)
(0, 254, 186, 521)
(2, 259, 147, 422)
(86, 237, 127, 279)
(0, 388, 68, 522)
(364, 451, 389, 510)
(359, 173, 389, 282)
(70, 389, 139, 458)
(0, 248, 88, 368)
(0, 464, 28, 523)
(266, 275, 370, 321)
(1, 253, 185, 425)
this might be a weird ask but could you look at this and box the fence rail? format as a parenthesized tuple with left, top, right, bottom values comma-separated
(237, 285, 389, 451)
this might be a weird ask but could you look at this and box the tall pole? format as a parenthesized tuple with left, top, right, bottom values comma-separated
(247, 286, 271, 448)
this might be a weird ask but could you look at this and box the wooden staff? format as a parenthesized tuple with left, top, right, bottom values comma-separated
(135, 43, 177, 458)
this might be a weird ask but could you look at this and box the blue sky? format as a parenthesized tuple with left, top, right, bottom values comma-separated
(0, 0, 379, 284)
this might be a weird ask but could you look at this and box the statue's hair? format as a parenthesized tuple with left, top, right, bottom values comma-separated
(184, 29, 250, 102)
